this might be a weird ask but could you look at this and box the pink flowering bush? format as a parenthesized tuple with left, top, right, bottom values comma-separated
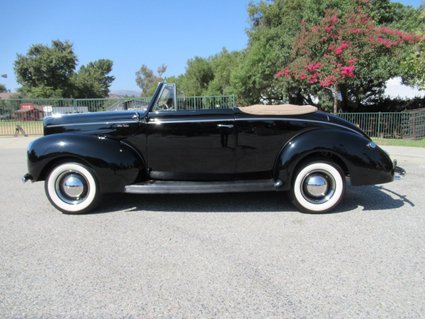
(275, 0, 423, 112)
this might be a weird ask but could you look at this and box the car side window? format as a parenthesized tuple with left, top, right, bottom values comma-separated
(153, 84, 176, 112)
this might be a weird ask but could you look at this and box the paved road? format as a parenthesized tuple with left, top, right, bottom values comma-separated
(1, 137, 424, 318)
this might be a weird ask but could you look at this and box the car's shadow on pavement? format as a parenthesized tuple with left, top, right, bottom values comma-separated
(92, 185, 414, 215)
(338, 185, 414, 213)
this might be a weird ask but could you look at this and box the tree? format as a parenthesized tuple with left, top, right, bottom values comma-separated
(275, 2, 423, 112)
(232, 0, 303, 105)
(401, 5, 425, 89)
(168, 49, 240, 98)
(0, 84, 6, 93)
(233, 0, 359, 105)
(135, 64, 167, 97)
(233, 0, 423, 107)
(14, 40, 77, 97)
(402, 40, 425, 90)
(14, 40, 115, 98)
(179, 57, 214, 96)
(203, 49, 236, 96)
(157, 64, 167, 78)
(72, 59, 115, 98)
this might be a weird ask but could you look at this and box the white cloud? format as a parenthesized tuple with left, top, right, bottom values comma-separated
(385, 77, 424, 99)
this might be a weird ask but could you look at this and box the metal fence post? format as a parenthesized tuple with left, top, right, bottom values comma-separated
(413, 113, 417, 139)
(377, 112, 381, 137)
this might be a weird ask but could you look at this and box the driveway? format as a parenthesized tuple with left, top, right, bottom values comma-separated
(1, 137, 424, 318)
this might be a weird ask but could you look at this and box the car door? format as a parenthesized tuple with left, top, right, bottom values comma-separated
(146, 110, 236, 180)
(234, 112, 299, 178)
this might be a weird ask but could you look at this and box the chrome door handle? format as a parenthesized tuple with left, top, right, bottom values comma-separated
(217, 124, 234, 129)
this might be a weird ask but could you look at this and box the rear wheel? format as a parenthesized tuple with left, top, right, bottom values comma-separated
(45, 162, 100, 214)
(290, 160, 345, 214)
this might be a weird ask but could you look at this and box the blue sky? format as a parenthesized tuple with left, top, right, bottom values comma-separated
(0, 0, 422, 93)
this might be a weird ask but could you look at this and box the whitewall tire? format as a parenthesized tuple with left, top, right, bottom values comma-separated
(290, 160, 345, 214)
(45, 162, 100, 214)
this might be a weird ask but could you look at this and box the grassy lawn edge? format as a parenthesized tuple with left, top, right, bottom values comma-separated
(373, 138, 425, 148)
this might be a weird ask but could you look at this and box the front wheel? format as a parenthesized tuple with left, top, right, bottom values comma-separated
(45, 162, 100, 214)
(290, 160, 345, 214)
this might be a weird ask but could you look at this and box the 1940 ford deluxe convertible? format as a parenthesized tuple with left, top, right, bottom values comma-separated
(23, 82, 405, 214)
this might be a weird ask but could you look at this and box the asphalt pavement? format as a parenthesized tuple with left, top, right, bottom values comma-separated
(1, 137, 424, 318)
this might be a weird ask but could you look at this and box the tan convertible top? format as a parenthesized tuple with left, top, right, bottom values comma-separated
(238, 104, 318, 116)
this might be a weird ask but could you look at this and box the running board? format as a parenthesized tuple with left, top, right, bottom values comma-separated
(125, 179, 281, 194)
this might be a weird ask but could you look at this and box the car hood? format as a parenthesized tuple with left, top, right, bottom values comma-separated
(43, 111, 142, 135)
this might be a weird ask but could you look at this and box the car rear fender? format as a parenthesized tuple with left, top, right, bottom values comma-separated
(274, 128, 394, 189)
(27, 134, 145, 193)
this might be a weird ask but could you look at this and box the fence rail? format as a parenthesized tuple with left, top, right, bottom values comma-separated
(338, 110, 425, 139)
(1, 97, 424, 138)
(176, 96, 236, 110)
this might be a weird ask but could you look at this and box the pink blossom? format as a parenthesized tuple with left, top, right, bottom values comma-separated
(300, 74, 307, 80)
(335, 42, 349, 55)
(350, 28, 365, 34)
(320, 80, 332, 87)
(275, 70, 284, 78)
(329, 16, 339, 25)
(275, 68, 291, 78)
(320, 75, 337, 87)
(307, 62, 322, 73)
(309, 75, 318, 84)
(341, 65, 355, 77)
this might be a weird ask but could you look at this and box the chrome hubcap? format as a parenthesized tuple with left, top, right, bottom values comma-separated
(62, 174, 85, 198)
(305, 175, 328, 197)
(301, 171, 336, 204)
(55, 171, 88, 205)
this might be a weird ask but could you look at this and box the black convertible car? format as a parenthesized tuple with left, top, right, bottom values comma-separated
(23, 83, 404, 214)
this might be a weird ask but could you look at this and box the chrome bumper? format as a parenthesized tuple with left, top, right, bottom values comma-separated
(393, 160, 406, 180)
(22, 173, 33, 183)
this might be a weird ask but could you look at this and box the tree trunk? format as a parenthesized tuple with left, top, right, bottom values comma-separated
(332, 84, 340, 114)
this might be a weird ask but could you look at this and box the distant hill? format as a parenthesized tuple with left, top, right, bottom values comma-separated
(109, 90, 141, 97)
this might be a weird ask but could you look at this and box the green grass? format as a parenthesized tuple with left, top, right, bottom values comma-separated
(373, 138, 425, 148)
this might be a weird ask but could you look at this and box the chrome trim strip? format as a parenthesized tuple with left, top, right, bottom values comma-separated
(255, 118, 362, 136)
(147, 117, 362, 136)
(46, 120, 139, 128)
(147, 118, 234, 124)
(217, 124, 234, 128)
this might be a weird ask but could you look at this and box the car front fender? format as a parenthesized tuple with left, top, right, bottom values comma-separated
(274, 128, 394, 189)
(27, 134, 145, 193)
